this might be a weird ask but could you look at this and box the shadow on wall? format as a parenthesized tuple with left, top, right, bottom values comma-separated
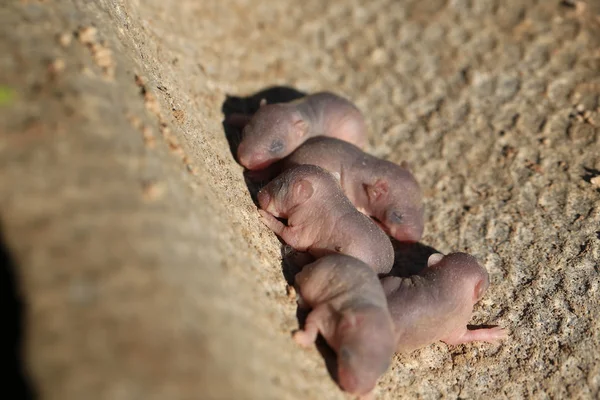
(220, 85, 440, 391)
(1, 224, 38, 400)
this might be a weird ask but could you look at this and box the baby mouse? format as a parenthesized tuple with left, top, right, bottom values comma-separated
(228, 92, 368, 170)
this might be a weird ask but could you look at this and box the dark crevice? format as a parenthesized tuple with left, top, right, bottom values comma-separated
(1, 224, 38, 400)
(582, 166, 600, 184)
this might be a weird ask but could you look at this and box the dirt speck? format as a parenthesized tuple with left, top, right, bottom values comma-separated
(286, 284, 297, 302)
(172, 109, 185, 123)
(141, 181, 166, 201)
(142, 125, 156, 148)
(77, 26, 97, 45)
(76, 26, 115, 79)
(47, 58, 65, 78)
(57, 32, 72, 47)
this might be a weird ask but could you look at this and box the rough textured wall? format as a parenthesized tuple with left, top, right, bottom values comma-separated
(1, 0, 599, 399)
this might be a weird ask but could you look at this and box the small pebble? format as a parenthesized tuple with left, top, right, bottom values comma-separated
(57, 32, 72, 47)
(78, 26, 97, 45)
(142, 181, 165, 201)
(286, 285, 297, 301)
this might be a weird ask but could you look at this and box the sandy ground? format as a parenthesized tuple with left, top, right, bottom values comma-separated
(1, 0, 599, 399)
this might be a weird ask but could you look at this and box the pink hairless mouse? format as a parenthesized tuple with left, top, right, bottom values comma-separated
(293, 254, 396, 398)
(381, 252, 508, 353)
(280, 136, 424, 243)
(257, 164, 394, 274)
(228, 92, 368, 170)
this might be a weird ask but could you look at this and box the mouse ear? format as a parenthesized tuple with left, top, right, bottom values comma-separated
(293, 179, 314, 205)
(293, 118, 308, 138)
(473, 278, 489, 302)
(427, 253, 444, 267)
(259, 98, 267, 107)
(364, 179, 389, 203)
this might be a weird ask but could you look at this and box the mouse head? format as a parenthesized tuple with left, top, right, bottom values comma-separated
(364, 164, 424, 242)
(237, 102, 309, 170)
(257, 167, 315, 216)
(427, 252, 490, 304)
(335, 307, 396, 396)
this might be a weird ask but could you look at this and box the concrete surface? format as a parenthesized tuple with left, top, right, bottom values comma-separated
(1, 0, 599, 399)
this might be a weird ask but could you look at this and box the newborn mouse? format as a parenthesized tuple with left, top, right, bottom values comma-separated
(229, 92, 368, 170)
(281, 136, 424, 242)
(257, 164, 394, 274)
(381, 252, 508, 353)
(294, 254, 396, 397)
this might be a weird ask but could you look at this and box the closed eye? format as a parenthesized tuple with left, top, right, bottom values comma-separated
(339, 347, 352, 363)
(389, 211, 403, 224)
(269, 139, 285, 154)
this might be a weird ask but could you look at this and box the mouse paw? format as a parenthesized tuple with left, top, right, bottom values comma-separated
(292, 329, 315, 347)
(258, 209, 286, 235)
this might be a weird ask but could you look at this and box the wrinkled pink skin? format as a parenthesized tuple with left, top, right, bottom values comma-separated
(293, 254, 396, 397)
(279, 136, 424, 243)
(257, 164, 394, 274)
(381, 252, 508, 353)
(230, 92, 368, 170)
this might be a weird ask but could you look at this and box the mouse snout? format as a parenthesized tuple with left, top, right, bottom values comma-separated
(236, 142, 247, 163)
(236, 142, 257, 169)
(337, 347, 377, 396)
(337, 365, 359, 393)
(237, 148, 272, 170)
(338, 365, 375, 396)
(388, 222, 423, 243)
(384, 207, 424, 242)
